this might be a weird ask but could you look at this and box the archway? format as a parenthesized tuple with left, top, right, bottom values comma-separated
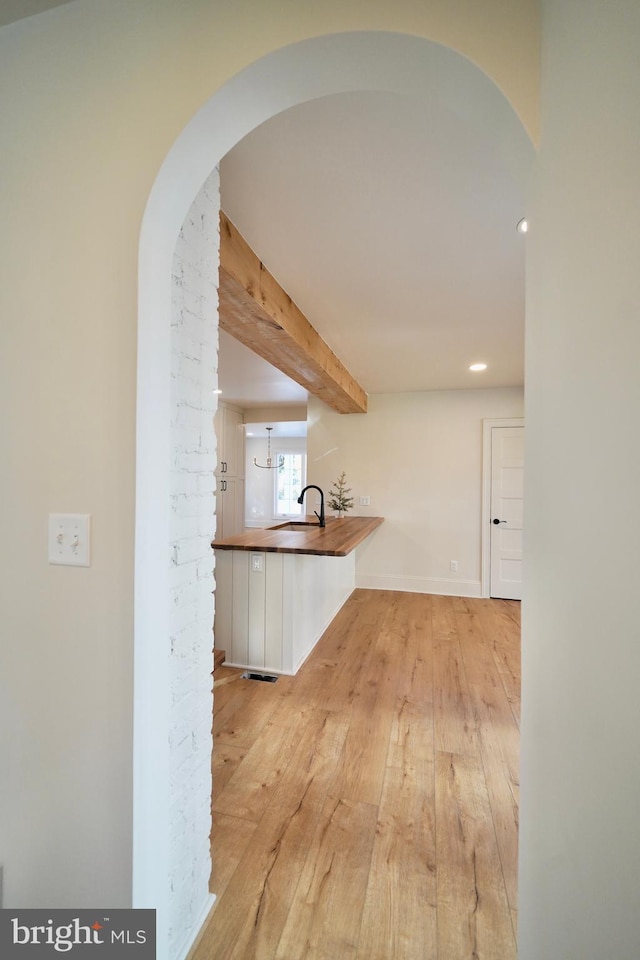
(135, 30, 533, 957)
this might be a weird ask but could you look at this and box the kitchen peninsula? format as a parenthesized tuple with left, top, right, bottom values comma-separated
(212, 516, 383, 674)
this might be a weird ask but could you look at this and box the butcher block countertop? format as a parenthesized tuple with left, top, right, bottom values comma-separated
(212, 515, 384, 557)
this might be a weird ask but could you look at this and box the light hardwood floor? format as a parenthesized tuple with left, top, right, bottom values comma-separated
(195, 589, 520, 960)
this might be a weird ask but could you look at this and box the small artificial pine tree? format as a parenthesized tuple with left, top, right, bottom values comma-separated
(327, 471, 354, 516)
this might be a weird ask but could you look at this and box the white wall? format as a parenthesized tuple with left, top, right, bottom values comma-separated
(307, 388, 523, 596)
(245, 436, 307, 527)
(519, 2, 640, 957)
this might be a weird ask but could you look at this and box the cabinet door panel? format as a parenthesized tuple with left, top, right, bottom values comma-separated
(224, 406, 244, 478)
(214, 404, 245, 478)
(213, 407, 225, 478)
(217, 477, 245, 539)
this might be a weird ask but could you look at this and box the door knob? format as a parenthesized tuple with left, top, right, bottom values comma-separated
(492, 518, 507, 524)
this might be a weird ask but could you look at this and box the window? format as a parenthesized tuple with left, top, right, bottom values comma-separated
(275, 452, 306, 517)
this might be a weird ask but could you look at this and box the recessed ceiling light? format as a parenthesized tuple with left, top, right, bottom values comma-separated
(516, 218, 528, 234)
(469, 363, 487, 372)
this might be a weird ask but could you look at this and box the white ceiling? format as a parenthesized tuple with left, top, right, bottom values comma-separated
(218, 329, 308, 408)
(246, 421, 307, 440)
(220, 85, 533, 408)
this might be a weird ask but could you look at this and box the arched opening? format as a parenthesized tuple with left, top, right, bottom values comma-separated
(135, 31, 533, 956)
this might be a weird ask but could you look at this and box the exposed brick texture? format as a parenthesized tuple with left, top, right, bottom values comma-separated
(168, 168, 219, 956)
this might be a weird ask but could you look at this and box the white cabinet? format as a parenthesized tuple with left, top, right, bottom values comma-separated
(214, 550, 355, 674)
(216, 476, 245, 541)
(215, 403, 244, 479)
(214, 402, 245, 538)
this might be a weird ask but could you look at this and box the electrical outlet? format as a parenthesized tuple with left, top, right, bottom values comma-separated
(359, 496, 371, 506)
(450, 560, 458, 573)
(251, 553, 264, 573)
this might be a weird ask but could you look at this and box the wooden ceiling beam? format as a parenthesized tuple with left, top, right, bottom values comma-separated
(218, 212, 368, 415)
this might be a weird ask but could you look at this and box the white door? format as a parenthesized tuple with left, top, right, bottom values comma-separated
(490, 426, 524, 600)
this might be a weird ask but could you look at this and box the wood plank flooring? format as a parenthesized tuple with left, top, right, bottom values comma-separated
(195, 589, 520, 960)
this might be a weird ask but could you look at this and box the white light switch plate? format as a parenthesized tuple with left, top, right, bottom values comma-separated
(48, 514, 91, 566)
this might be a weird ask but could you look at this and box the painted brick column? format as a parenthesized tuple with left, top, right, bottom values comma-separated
(168, 168, 219, 957)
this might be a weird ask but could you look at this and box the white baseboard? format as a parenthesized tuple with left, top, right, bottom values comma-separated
(221, 661, 294, 676)
(178, 892, 216, 960)
(355, 573, 482, 598)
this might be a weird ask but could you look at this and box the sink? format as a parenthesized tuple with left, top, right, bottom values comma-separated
(268, 521, 320, 532)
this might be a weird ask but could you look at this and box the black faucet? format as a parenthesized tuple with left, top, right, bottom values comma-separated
(297, 485, 325, 527)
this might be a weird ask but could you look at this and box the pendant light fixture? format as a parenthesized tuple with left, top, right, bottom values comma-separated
(253, 426, 283, 470)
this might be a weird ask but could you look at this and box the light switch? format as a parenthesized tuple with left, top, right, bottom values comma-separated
(48, 514, 91, 567)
